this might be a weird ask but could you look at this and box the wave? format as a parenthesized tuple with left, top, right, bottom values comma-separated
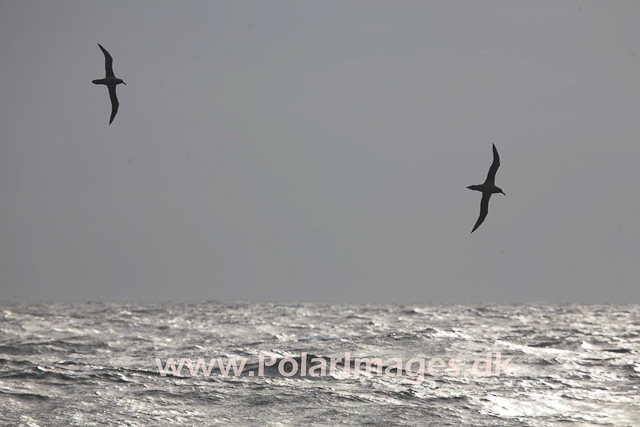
(0, 389, 50, 401)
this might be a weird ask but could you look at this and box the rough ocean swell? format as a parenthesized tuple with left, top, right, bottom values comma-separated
(1, 302, 639, 426)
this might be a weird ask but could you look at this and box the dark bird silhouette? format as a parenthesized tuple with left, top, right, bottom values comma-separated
(92, 43, 126, 125)
(467, 144, 506, 233)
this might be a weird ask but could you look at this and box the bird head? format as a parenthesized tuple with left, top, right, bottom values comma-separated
(118, 79, 126, 85)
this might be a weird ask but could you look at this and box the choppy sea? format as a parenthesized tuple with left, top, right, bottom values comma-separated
(1, 302, 639, 426)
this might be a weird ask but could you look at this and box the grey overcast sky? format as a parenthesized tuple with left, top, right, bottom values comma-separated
(1, 1, 639, 303)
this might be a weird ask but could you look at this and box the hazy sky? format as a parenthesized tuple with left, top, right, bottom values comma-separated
(1, 1, 639, 303)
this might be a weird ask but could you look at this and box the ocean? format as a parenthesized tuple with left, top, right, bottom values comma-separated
(1, 302, 639, 426)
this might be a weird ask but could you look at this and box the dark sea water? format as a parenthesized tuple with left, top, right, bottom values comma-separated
(1, 302, 639, 426)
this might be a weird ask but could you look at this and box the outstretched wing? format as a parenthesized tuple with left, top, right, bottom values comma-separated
(108, 86, 119, 125)
(484, 143, 500, 185)
(471, 193, 491, 233)
(98, 43, 115, 78)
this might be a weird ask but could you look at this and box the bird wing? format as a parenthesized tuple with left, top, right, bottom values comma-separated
(98, 43, 115, 78)
(108, 85, 119, 125)
(471, 192, 491, 233)
(484, 143, 500, 185)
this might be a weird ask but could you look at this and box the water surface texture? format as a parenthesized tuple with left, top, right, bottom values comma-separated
(1, 302, 639, 426)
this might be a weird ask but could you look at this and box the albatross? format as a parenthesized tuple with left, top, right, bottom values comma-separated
(92, 43, 126, 125)
(467, 144, 506, 233)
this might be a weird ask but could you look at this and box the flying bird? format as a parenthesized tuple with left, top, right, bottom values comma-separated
(467, 144, 506, 233)
(92, 43, 126, 125)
